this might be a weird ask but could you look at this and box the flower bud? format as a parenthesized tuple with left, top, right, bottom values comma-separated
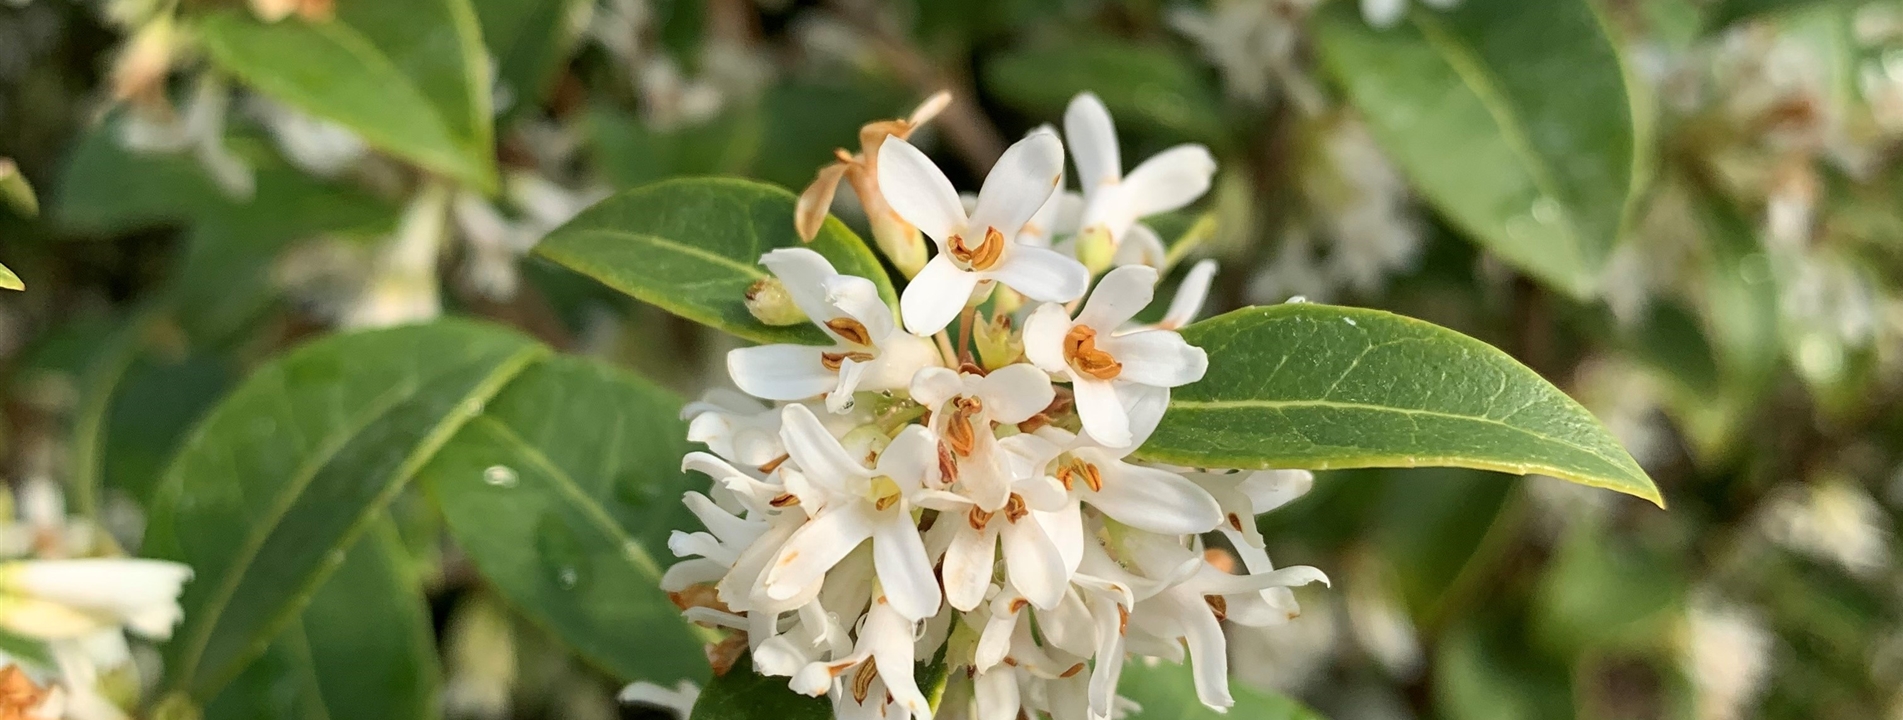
(110, 17, 178, 105)
(1073, 225, 1117, 274)
(973, 311, 1021, 370)
(744, 278, 807, 326)
(869, 213, 929, 278)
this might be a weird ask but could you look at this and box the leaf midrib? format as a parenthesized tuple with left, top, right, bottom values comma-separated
(1166, 397, 1634, 476)
(548, 227, 771, 279)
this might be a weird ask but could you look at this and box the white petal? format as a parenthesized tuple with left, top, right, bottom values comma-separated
(1112, 221, 1168, 268)
(860, 332, 943, 393)
(661, 558, 727, 591)
(900, 255, 981, 335)
(822, 274, 895, 342)
(764, 506, 876, 599)
(909, 366, 965, 409)
(1063, 92, 1122, 194)
(1085, 594, 1126, 719)
(760, 248, 844, 325)
(876, 425, 940, 490)
(728, 345, 836, 402)
(1120, 384, 1172, 451)
(873, 510, 942, 620)
(779, 404, 870, 486)
(985, 245, 1089, 304)
(877, 137, 968, 242)
(1033, 500, 1084, 575)
(1086, 463, 1222, 534)
(1121, 145, 1217, 218)
(1001, 518, 1068, 610)
(1076, 265, 1158, 330)
(867, 603, 932, 719)
(1072, 378, 1131, 448)
(1021, 303, 1074, 373)
(1101, 330, 1208, 388)
(968, 131, 1065, 241)
(1180, 594, 1234, 710)
(977, 363, 1056, 424)
(827, 357, 870, 414)
(943, 525, 999, 612)
(974, 668, 1021, 720)
(9, 559, 192, 617)
(1241, 469, 1315, 514)
(1159, 259, 1218, 330)
(1195, 565, 1331, 595)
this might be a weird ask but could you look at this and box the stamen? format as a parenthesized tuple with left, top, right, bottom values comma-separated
(948, 227, 1006, 270)
(820, 350, 875, 371)
(946, 396, 984, 456)
(758, 454, 790, 474)
(1004, 494, 1029, 523)
(937, 442, 960, 484)
(1062, 325, 1122, 380)
(825, 317, 873, 346)
(851, 659, 878, 704)
(967, 505, 994, 530)
(769, 493, 800, 508)
(1205, 595, 1228, 622)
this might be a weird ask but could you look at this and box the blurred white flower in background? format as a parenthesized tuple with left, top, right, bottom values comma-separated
(618, 679, 699, 719)
(1170, 0, 1325, 111)
(1680, 593, 1773, 720)
(1759, 478, 1893, 579)
(1358, 0, 1460, 30)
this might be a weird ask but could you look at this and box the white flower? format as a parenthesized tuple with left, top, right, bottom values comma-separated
(790, 595, 931, 720)
(798, 92, 953, 277)
(344, 184, 452, 329)
(0, 558, 192, 641)
(1150, 259, 1218, 332)
(727, 249, 942, 413)
(1361, 0, 1460, 29)
(879, 131, 1089, 335)
(118, 76, 253, 200)
(253, 98, 366, 177)
(764, 405, 942, 620)
(1024, 265, 1209, 447)
(1063, 93, 1216, 270)
(619, 679, 700, 720)
(682, 389, 787, 470)
(1031, 391, 1224, 537)
(910, 364, 1055, 511)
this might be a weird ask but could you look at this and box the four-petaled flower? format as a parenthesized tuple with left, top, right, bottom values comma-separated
(1064, 92, 1218, 270)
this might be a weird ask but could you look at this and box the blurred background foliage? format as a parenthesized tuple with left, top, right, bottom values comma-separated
(2, 0, 1902, 719)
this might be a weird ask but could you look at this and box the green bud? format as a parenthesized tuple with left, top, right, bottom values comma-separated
(1074, 225, 1117, 274)
(973, 311, 1023, 370)
(744, 278, 808, 326)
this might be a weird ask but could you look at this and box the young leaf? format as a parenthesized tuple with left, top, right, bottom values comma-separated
(0, 158, 36, 218)
(417, 356, 710, 684)
(1312, 0, 1646, 298)
(203, 522, 440, 720)
(0, 264, 20, 292)
(1117, 660, 1327, 720)
(1137, 304, 1663, 507)
(144, 320, 547, 700)
(534, 177, 897, 345)
(196, 1, 497, 191)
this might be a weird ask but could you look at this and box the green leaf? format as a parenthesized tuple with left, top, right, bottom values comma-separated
(534, 177, 898, 345)
(0, 158, 37, 217)
(1705, 0, 1854, 28)
(144, 320, 547, 700)
(471, 0, 587, 120)
(1531, 521, 1685, 656)
(590, 105, 763, 190)
(689, 659, 831, 720)
(1436, 619, 1574, 720)
(204, 522, 440, 720)
(52, 118, 231, 234)
(0, 263, 20, 291)
(984, 37, 1229, 147)
(1117, 659, 1326, 720)
(101, 351, 235, 506)
(197, 2, 497, 191)
(1312, 0, 1646, 298)
(1137, 304, 1663, 507)
(418, 355, 710, 683)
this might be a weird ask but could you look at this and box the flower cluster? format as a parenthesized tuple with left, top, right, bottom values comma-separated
(0, 478, 192, 720)
(665, 93, 1327, 720)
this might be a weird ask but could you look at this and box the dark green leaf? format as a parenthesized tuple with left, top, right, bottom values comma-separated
(204, 522, 440, 720)
(1313, 0, 1645, 298)
(1705, 0, 1855, 28)
(197, 3, 497, 190)
(534, 177, 897, 345)
(144, 320, 546, 700)
(688, 659, 830, 720)
(985, 37, 1228, 147)
(418, 355, 709, 683)
(52, 118, 230, 234)
(1118, 659, 1327, 720)
(471, 0, 587, 120)
(589, 105, 762, 190)
(101, 351, 235, 506)
(1532, 521, 1685, 656)
(1138, 304, 1663, 507)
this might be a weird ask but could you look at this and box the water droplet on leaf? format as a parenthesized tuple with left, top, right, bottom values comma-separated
(483, 465, 518, 488)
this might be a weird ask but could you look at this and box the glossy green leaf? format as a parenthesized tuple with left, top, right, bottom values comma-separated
(1118, 660, 1326, 720)
(534, 177, 897, 345)
(204, 522, 440, 720)
(1313, 0, 1646, 298)
(689, 659, 831, 720)
(418, 355, 709, 683)
(197, 2, 496, 190)
(472, 0, 587, 119)
(984, 37, 1229, 147)
(1138, 304, 1663, 507)
(0, 263, 20, 291)
(144, 320, 547, 700)
(0, 158, 36, 217)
